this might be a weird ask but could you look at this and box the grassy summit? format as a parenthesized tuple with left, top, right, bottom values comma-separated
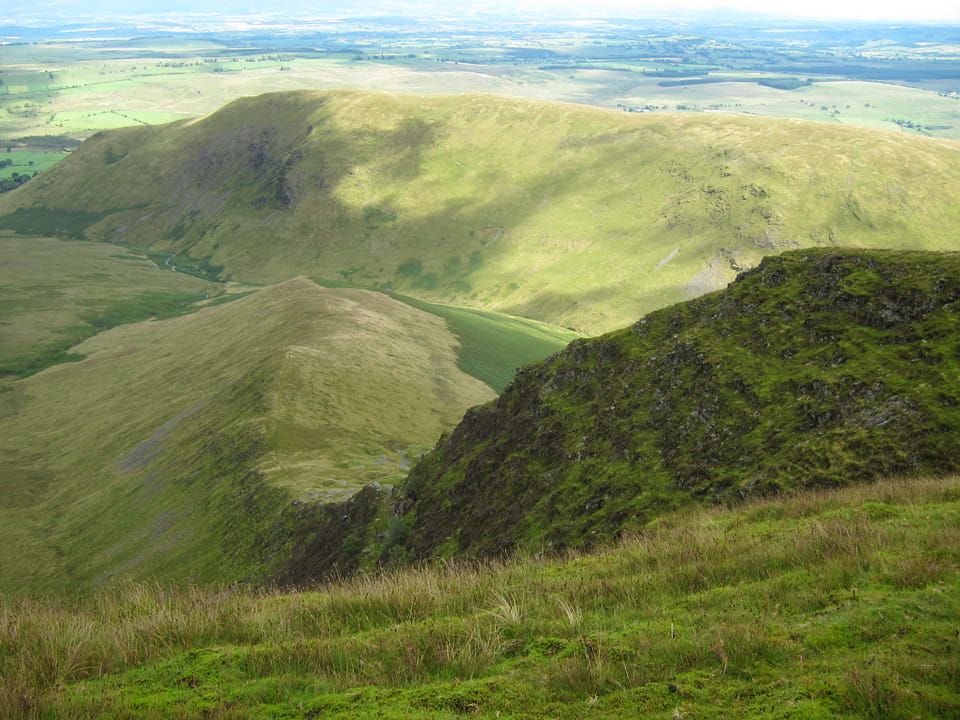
(2, 90, 959, 333)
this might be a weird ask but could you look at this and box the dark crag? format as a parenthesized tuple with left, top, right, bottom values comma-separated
(340, 248, 960, 572)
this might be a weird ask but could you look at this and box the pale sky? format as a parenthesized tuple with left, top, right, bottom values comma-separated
(7, 0, 960, 24)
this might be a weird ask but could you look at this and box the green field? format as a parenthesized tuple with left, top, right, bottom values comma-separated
(0, 150, 62, 177)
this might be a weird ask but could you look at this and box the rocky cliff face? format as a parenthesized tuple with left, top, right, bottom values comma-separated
(386, 249, 960, 562)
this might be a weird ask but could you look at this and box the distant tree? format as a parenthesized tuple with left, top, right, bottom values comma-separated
(0, 171, 31, 193)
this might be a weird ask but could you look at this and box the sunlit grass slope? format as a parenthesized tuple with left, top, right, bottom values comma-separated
(0, 277, 500, 595)
(2, 90, 959, 333)
(388, 292, 579, 392)
(2, 475, 957, 719)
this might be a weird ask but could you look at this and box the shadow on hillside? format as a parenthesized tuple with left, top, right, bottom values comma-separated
(0, 91, 824, 326)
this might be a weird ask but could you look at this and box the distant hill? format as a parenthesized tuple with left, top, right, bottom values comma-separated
(2, 90, 960, 333)
(279, 249, 960, 580)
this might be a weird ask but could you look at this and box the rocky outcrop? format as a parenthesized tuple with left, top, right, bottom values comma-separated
(389, 249, 960, 562)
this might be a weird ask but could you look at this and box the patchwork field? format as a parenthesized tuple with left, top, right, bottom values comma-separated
(2, 17, 960, 161)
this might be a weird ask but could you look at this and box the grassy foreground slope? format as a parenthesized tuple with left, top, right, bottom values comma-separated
(373, 249, 960, 565)
(3, 90, 960, 333)
(0, 278, 502, 595)
(2, 475, 958, 719)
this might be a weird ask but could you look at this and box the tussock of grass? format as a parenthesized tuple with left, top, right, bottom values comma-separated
(2, 475, 958, 718)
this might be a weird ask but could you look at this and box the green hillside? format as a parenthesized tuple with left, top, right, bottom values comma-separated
(0, 234, 218, 378)
(3, 475, 958, 719)
(390, 292, 579, 392)
(336, 249, 960, 569)
(0, 277, 519, 595)
(2, 90, 960, 333)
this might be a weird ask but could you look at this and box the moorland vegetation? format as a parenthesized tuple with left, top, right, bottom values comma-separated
(1, 15, 960, 716)
(2, 475, 958, 719)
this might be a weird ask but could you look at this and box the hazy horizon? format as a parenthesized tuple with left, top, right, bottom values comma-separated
(3, 0, 959, 26)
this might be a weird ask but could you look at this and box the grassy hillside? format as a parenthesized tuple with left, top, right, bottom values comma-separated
(0, 234, 220, 378)
(2, 90, 960, 333)
(372, 249, 960, 565)
(0, 278, 506, 595)
(2, 475, 958, 719)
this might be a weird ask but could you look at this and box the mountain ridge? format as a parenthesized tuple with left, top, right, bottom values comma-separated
(0, 278, 502, 593)
(3, 90, 960, 333)
(4, 91, 960, 593)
